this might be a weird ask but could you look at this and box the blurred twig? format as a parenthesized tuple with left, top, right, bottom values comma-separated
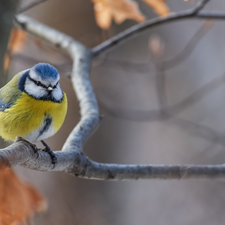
(169, 117, 225, 147)
(98, 66, 225, 123)
(163, 20, 214, 69)
(18, 0, 47, 14)
(149, 35, 167, 111)
(152, 16, 225, 158)
(97, 20, 218, 120)
(98, 72, 225, 120)
(98, 94, 225, 148)
(92, 1, 221, 55)
(149, 28, 225, 149)
(192, 0, 210, 14)
(93, 20, 213, 74)
(97, 17, 225, 155)
(93, 57, 153, 73)
(98, 24, 225, 148)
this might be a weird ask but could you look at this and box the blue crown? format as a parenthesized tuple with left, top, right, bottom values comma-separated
(32, 63, 58, 80)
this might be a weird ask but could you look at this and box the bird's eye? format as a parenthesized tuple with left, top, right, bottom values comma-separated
(36, 81, 41, 86)
(53, 82, 58, 89)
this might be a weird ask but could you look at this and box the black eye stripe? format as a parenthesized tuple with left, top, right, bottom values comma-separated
(27, 75, 59, 89)
(53, 82, 59, 89)
(28, 75, 47, 88)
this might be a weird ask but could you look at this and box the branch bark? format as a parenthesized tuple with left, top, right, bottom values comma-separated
(0, 0, 224, 180)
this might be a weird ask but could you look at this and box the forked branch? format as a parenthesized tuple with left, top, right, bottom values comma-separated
(1, 0, 225, 180)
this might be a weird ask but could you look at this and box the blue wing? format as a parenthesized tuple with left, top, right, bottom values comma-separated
(0, 99, 12, 111)
(0, 73, 23, 112)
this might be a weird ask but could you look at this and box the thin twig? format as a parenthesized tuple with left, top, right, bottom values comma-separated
(92, 10, 225, 56)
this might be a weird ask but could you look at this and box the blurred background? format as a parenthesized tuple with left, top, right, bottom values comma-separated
(4, 0, 225, 224)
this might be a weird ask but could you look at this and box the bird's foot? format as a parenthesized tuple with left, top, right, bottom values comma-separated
(41, 140, 57, 167)
(15, 137, 39, 158)
(15, 138, 56, 167)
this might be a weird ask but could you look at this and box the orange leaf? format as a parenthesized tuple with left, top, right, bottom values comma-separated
(142, 0, 169, 17)
(0, 165, 47, 225)
(8, 29, 27, 53)
(91, 0, 145, 29)
(3, 53, 11, 73)
(4, 29, 27, 72)
(93, 1, 112, 30)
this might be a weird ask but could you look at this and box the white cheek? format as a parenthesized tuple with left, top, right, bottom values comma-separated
(52, 84, 63, 101)
(24, 80, 47, 98)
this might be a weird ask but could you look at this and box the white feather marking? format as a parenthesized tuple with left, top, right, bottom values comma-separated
(25, 70, 63, 101)
(52, 83, 63, 101)
(24, 119, 55, 142)
(24, 78, 47, 98)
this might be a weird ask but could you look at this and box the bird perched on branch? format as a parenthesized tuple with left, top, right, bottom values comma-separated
(0, 63, 67, 165)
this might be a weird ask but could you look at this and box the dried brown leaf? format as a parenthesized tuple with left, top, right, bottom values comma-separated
(0, 165, 47, 225)
(92, 0, 145, 29)
(93, 1, 112, 30)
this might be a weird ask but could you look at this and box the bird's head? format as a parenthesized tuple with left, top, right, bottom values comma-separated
(20, 63, 63, 102)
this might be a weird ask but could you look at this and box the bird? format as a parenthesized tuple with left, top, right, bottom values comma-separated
(0, 63, 67, 165)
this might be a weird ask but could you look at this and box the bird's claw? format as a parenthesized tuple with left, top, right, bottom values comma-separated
(15, 137, 56, 168)
(41, 140, 57, 169)
(42, 147, 57, 165)
(15, 137, 39, 156)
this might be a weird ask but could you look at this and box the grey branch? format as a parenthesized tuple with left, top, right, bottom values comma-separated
(0, 0, 225, 180)
(2, 139, 225, 180)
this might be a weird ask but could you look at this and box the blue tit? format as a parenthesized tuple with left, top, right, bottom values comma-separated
(0, 63, 67, 164)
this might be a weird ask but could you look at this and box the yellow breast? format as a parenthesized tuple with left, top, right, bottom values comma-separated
(0, 92, 67, 141)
